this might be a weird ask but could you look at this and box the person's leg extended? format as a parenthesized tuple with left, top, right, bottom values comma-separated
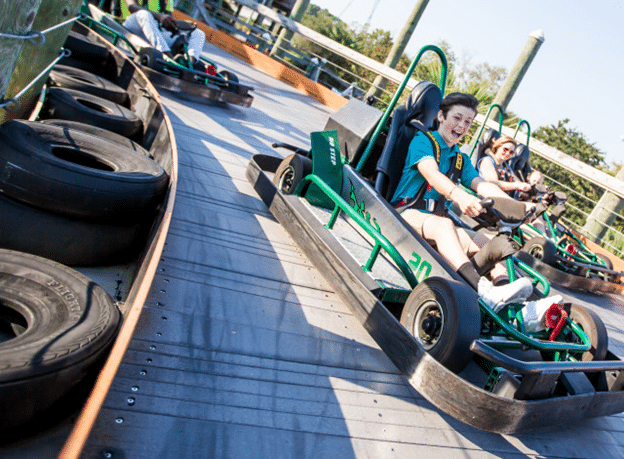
(123, 10, 170, 52)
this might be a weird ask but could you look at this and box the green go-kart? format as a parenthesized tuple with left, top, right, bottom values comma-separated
(247, 44, 624, 433)
(78, 2, 254, 107)
(468, 109, 622, 291)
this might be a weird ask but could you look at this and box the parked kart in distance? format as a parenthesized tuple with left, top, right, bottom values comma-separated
(247, 44, 624, 433)
(468, 112, 622, 291)
(79, 2, 254, 107)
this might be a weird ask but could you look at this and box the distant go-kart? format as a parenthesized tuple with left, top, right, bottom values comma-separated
(468, 112, 622, 290)
(515, 184, 622, 285)
(79, 2, 254, 107)
(246, 44, 624, 433)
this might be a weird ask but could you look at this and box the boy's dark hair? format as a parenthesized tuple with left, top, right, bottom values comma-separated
(433, 92, 479, 130)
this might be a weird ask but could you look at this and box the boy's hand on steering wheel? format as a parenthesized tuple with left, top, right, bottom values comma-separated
(455, 190, 484, 218)
(516, 182, 532, 192)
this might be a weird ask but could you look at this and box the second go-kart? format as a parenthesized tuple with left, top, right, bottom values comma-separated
(246, 45, 624, 433)
(78, 2, 254, 107)
(468, 112, 623, 293)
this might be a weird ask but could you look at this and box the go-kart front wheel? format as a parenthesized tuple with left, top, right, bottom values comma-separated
(136, 47, 166, 73)
(272, 153, 312, 195)
(400, 277, 481, 374)
(522, 236, 558, 266)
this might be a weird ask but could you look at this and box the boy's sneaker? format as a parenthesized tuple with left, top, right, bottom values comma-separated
(478, 277, 534, 312)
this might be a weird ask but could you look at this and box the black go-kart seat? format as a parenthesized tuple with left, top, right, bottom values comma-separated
(508, 143, 532, 182)
(374, 80, 442, 201)
(471, 127, 500, 168)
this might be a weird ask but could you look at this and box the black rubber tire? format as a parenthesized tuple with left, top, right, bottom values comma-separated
(43, 87, 143, 139)
(0, 249, 120, 431)
(596, 253, 616, 283)
(0, 193, 145, 266)
(0, 120, 167, 222)
(272, 153, 313, 194)
(63, 30, 111, 62)
(400, 277, 481, 373)
(41, 119, 152, 159)
(61, 30, 118, 80)
(135, 47, 167, 73)
(541, 303, 608, 362)
(218, 70, 240, 94)
(49, 64, 130, 106)
(522, 236, 558, 267)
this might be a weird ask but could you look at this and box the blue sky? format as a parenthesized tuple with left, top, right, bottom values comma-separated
(309, 0, 624, 167)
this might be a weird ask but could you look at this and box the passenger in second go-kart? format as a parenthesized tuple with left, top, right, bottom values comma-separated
(391, 93, 534, 309)
(122, 0, 206, 65)
(478, 137, 548, 235)
(477, 135, 533, 195)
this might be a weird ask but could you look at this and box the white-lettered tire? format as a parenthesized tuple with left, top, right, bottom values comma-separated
(0, 249, 120, 431)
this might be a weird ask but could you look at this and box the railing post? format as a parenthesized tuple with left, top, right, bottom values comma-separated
(490, 29, 544, 121)
(365, 0, 429, 100)
(269, 0, 309, 59)
(582, 166, 624, 243)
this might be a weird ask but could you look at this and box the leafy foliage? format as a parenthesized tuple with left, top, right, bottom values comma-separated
(299, 5, 504, 109)
(530, 120, 617, 232)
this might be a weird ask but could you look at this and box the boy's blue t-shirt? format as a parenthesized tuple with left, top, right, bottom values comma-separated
(391, 130, 479, 204)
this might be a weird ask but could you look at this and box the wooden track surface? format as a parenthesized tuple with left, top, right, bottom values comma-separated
(78, 42, 624, 459)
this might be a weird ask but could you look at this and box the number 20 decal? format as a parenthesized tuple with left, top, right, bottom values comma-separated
(409, 252, 431, 282)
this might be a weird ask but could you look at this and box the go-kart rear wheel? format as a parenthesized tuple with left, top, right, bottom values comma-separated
(541, 303, 608, 362)
(522, 236, 557, 266)
(400, 277, 481, 374)
(272, 153, 312, 195)
(596, 254, 616, 283)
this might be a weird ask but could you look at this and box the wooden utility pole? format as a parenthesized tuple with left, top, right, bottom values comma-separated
(490, 29, 544, 121)
(582, 157, 624, 243)
(270, 0, 309, 58)
(365, 0, 429, 100)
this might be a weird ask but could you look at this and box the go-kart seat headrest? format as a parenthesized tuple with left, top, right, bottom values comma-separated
(472, 128, 500, 167)
(508, 143, 532, 181)
(375, 81, 442, 201)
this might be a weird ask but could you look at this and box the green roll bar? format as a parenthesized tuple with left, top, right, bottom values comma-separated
(469, 103, 504, 159)
(355, 45, 448, 173)
(513, 119, 531, 147)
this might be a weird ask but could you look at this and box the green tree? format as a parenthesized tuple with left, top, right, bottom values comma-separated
(531, 119, 611, 229)
(299, 4, 504, 111)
